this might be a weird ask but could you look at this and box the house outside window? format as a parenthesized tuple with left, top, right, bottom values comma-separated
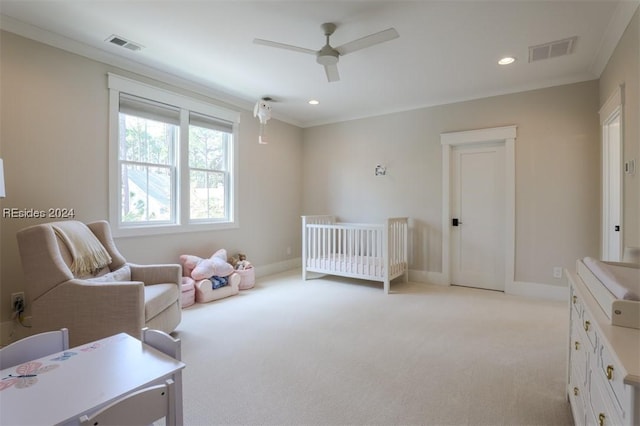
(108, 74, 239, 236)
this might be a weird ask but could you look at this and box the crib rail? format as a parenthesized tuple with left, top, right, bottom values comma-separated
(301, 216, 408, 293)
(387, 217, 409, 281)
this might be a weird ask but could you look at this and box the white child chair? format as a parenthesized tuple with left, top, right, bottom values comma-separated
(142, 327, 183, 424)
(79, 378, 175, 426)
(0, 328, 69, 370)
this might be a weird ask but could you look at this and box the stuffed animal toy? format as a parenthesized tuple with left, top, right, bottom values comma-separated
(227, 252, 252, 270)
(180, 248, 234, 280)
(227, 254, 239, 269)
(180, 248, 241, 304)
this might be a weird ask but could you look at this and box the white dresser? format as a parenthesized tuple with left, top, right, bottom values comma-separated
(566, 269, 640, 426)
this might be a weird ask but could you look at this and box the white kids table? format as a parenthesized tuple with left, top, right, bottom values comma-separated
(0, 332, 185, 425)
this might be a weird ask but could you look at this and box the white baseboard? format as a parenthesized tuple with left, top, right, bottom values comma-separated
(506, 280, 568, 301)
(256, 257, 301, 278)
(409, 269, 569, 302)
(408, 269, 448, 286)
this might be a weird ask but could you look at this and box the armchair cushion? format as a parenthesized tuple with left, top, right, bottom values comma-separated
(85, 265, 131, 283)
(144, 284, 180, 320)
(131, 264, 181, 286)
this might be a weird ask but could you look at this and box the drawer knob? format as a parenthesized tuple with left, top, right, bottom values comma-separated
(574, 341, 580, 351)
(573, 387, 579, 396)
(598, 413, 605, 426)
(606, 365, 614, 380)
(584, 320, 590, 331)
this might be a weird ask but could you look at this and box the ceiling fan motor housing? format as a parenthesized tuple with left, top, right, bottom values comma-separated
(317, 46, 339, 65)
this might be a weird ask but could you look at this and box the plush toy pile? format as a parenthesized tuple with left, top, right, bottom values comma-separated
(179, 249, 240, 305)
(180, 249, 235, 281)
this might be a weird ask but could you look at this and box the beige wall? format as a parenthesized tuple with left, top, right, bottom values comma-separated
(1, 8, 635, 319)
(302, 80, 601, 289)
(0, 31, 303, 323)
(599, 8, 639, 251)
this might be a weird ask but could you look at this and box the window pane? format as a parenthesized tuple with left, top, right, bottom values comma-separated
(190, 170, 225, 220)
(119, 114, 174, 165)
(189, 125, 227, 170)
(121, 164, 172, 222)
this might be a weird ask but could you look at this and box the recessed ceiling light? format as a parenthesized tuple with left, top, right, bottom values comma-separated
(498, 56, 516, 65)
(308, 99, 319, 105)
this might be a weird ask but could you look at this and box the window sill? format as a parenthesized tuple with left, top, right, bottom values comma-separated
(112, 221, 239, 238)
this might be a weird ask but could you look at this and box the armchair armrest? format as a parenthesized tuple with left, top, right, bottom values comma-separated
(129, 264, 181, 286)
(32, 279, 145, 346)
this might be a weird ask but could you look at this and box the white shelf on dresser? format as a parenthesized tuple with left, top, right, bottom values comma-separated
(566, 268, 640, 426)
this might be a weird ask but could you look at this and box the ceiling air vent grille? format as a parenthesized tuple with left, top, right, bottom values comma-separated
(528, 36, 577, 63)
(105, 35, 143, 51)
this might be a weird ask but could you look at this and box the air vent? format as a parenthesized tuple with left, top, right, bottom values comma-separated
(105, 35, 143, 51)
(528, 36, 577, 62)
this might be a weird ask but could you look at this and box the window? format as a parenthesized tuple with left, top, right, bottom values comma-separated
(188, 112, 233, 222)
(108, 74, 239, 236)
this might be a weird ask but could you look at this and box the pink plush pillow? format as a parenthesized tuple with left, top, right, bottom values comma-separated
(179, 254, 201, 277)
(191, 249, 234, 280)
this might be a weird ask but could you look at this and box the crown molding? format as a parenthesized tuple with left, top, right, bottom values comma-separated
(589, 1, 639, 77)
(0, 14, 303, 128)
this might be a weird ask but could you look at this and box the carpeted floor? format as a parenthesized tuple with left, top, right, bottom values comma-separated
(172, 270, 573, 426)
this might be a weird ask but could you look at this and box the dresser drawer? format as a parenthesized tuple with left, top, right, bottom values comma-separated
(598, 344, 626, 419)
(589, 371, 623, 426)
(571, 288, 583, 319)
(570, 320, 588, 379)
(582, 308, 597, 351)
(568, 369, 587, 426)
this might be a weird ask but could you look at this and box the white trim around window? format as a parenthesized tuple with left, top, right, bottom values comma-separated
(108, 73, 241, 237)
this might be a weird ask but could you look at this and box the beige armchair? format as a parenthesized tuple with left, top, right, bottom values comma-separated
(16, 220, 181, 347)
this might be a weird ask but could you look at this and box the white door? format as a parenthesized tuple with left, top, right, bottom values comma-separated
(602, 111, 622, 261)
(451, 144, 505, 291)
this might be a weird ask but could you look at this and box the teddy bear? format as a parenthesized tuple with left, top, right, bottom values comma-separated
(227, 252, 253, 271)
(179, 248, 240, 304)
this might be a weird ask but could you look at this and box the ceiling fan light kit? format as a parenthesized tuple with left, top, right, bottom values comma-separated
(253, 22, 399, 83)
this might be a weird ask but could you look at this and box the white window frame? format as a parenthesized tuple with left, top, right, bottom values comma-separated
(108, 73, 240, 237)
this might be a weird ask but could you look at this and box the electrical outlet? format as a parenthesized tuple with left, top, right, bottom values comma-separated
(11, 292, 25, 313)
(553, 267, 563, 279)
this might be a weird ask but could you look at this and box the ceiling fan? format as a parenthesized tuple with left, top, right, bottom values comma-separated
(253, 23, 399, 82)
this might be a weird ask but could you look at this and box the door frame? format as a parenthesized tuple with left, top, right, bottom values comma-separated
(441, 125, 517, 290)
(599, 84, 624, 261)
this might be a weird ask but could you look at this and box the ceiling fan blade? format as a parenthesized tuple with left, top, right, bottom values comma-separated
(335, 28, 399, 55)
(324, 63, 340, 82)
(253, 38, 317, 55)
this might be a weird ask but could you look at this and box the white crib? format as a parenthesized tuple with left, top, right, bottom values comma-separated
(301, 215, 409, 293)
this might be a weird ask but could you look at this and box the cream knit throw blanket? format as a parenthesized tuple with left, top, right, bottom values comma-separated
(52, 222, 112, 276)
